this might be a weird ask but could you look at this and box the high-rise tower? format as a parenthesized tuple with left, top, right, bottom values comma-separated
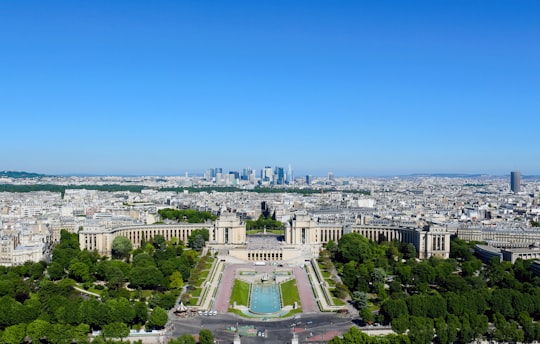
(510, 171, 521, 193)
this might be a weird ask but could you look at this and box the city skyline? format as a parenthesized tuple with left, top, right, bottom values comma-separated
(2, 1, 539, 176)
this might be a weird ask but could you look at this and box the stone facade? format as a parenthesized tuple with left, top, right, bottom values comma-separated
(80, 211, 451, 260)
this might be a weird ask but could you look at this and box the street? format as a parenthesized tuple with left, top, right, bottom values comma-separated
(170, 312, 356, 344)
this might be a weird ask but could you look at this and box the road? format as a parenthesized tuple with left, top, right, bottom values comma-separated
(170, 312, 356, 344)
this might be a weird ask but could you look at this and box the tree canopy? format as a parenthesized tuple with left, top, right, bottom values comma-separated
(325, 234, 540, 344)
(158, 208, 217, 223)
(112, 236, 133, 259)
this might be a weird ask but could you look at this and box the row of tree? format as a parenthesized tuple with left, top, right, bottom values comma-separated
(326, 233, 540, 343)
(0, 227, 213, 343)
(246, 214, 283, 230)
(158, 208, 217, 223)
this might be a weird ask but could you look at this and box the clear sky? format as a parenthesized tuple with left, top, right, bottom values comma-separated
(1, 1, 539, 176)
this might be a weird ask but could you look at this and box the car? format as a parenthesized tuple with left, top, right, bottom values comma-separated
(306, 321, 313, 325)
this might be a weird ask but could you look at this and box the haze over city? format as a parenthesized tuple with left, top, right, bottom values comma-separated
(1, 1, 539, 176)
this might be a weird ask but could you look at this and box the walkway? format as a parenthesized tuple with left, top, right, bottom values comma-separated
(73, 286, 101, 298)
(212, 263, 321, 314)
(197, 259, 225, 311)
(213, 264, 237, 313)
(304, 260, 344, 312)
(292, 266, 318, 313)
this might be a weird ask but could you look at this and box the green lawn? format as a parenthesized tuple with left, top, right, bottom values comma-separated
(280, 279, 301, 307)
(190, 287, 202, 297)
(230, 279, 250, 306)
(200, 270, 209, 279)
(326, 279, 336, 287)
(283, 308, 303, 317)
(332, 297, 346, 306)
(186, 297, 198, 306)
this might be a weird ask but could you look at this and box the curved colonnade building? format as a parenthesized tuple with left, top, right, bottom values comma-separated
(79, 212, 451, 260)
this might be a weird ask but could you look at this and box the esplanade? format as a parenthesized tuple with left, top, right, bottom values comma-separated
(79, 211, 451, 260)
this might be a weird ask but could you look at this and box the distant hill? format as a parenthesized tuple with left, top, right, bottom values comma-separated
(0, 171, 47, 179)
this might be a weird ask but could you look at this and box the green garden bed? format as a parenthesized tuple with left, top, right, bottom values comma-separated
(280, 279, 301, 307)
(230, 279, 250, 306)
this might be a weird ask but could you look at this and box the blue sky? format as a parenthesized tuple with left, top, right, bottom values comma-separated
(1, 1, 539, 176)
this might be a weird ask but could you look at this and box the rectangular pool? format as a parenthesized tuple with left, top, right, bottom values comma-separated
(249, 283, 281, 314)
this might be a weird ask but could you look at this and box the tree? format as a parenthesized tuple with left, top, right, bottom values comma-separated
(409, 316, 434, 344)
(399, 243, 416, 260)
(158, 258, 181, 277)
(133, 252, 156, 267)
(518, 311, 536, 342)
(338, 232, 373, 263)
(105, 266, 125, 290)
(68, 261, 91, 282)
(78, 299, 113, 329)
(450, 238, 473, 261)
(0, 295, 25, 328)
(130, 266, 164, 289)
(107, 297, 135, 324)
(352, 291, 368, 310)
(446, 314, 460, 344)
(391, 315, 409, 334)
(334, 283, 349, 299)
(47, 261, 65, 280)
(434, 318, 448, 344)
(489, 288, 515, 318)
(188, 229, 209, 251)
(73, 323, 91, 343)
(381, 298, 408, 322)
(48, 323, 79, 344)
(169, 334, 196, 344)
(112, 236, 133, 259)
(169, 271, 184, 289)
(28, 262, 46, 280)
(149, 292, 177, 310)
(134, 301, 148, 325)
(360, 308, 375, 324)
(102, 322, 130, 342)
(152, 234, 167, 251)
(199, 329, 214, 344)
(0, 280, 15, 297)
(26, 319, 51, 343)
(371, 268, 386, 285)
(148, 307, 168, 329)
(341, 326, 372, 343)
(2, 323, 27, 344)
(326, 240, 338, 259)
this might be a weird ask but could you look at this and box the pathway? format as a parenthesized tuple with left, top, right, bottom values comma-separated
(292, 266, 318, 313)
(213, 264, 236, 313)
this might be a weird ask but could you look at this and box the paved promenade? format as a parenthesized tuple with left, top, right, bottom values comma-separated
(292, 266, 318, 313)
(212, 263, 320, 314)
(213, 264, 236, 313)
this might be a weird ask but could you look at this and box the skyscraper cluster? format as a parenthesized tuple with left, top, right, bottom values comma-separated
(204, 165, 294, 186)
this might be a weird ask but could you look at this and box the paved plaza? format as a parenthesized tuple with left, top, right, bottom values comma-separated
(172, 232, 360, 342)
(213, 263, 319, 315)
